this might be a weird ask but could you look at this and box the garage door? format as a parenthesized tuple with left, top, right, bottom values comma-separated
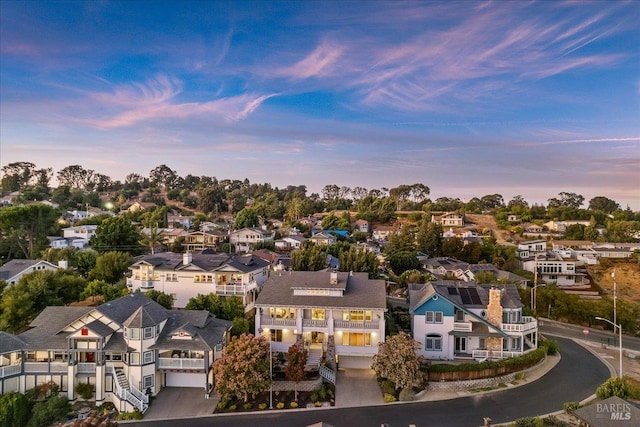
(337, 355, 373, 369)
(165, 372, 203, 388)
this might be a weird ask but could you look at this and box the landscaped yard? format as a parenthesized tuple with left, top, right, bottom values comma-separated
(214, 382, 335, 413)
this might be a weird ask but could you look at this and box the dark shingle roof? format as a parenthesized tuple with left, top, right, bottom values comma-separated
(0, 332, 27, 353)
(255, 271, 386, 310)
(84, 319, 116, 337)
(19, 306, 93, 349)
(97, 292, 168, 325)
(150, 312, 231, 351)
(0, 259, 57, 280)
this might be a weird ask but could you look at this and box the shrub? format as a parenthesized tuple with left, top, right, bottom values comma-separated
(596, 377, 630, 400)
(314, 401, 322, 407)
(258, 403, 267, 410)
(515, 372, 525, 380)
(0, 392, 30, 427)
(543, 415, 569, 426)
(276, 402, 285, 409)
(228, 405, 237, 411)
(75, 382, 95, 400)
(380, 379, 396, 396)
(428, 347, 547, 374)
(243, 402, 252, 410)
(28, 395, 71, 427)
(117, 410, 144, 420)
(563, 401, 581, 414)
(383, 393, 397, 403)
(513, 417, 543, 427)
(310, 391, 319, 402)
(317, 384, 328, 400)
(290, 402, 298, 408)
(398, 388, 415, 402)
(542, 339, 558, 356)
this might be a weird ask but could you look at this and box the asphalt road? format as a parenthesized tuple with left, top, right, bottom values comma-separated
(539, 318, 640, 352)
(125, 337, 609, 427)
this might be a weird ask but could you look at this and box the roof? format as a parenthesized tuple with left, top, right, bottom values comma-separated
(19, 306, 93, 349)
(0, 259, 57, 281)
(150, 312, 231, 351)
(255, 271, 386, 310)
(130, 251, 268, 273)
(573, 396, 640, 427)
(97, 292, 168, 325)
(410, 281, 523, 311)
(0, 332, 27, 353)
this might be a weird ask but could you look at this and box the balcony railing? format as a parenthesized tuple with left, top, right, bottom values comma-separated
(23, 362, 68, 373)
(214, 284, 245, 295)
(333, 320, 380, 330)
(260, 316, 296, 327)
(334, 345, 377, 356)
(453, 322, 473, 332)
(139, 280, 154, 289)
(302, 319, 328, 328)
(501, 317, 537, 333)
(77, 363, 96, 373)
(158, 358, 205, 370)
(0, 364, 22, 378)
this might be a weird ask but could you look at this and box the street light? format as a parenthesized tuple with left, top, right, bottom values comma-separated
(258, 328, 273, 409)
(530, 283, 545, 314)
(595, 316, 623, 378)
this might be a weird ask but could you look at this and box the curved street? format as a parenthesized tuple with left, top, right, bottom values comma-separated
(125, 337, 610, 427)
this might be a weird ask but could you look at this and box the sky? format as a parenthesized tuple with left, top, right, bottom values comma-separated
(1, 1, 639, 209)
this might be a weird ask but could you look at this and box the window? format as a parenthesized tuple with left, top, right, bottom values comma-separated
(425, 311, 443, 323)
(425, 334, 442, 351)
(269, 329, 283, 342)
(455, 309, 464, 322)
(143, 327, 154, 339)
(343, 310, 372, 321)
(129, 352, 140, 365)
(270, 307, 295, 319)
(312, 309, 325, 320)
(143, 375, 154, 389)
(143, 351, 154, 364)
(128, 328, 140, 340)
(341, 332, 371, 346)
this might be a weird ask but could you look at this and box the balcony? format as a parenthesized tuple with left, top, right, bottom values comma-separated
(260, 315, 296, 328)
(334, 320, 380, 330)
(77, 363, 96, 373)
(158, 358, 205, 370)
(453, 322, 473, 332)
(501, 317, 537, 333)
(334, 345, 378, 356)
(302, 319, 328, 328)
(23, 362, 68, 373)
(214, 284, 245, 296)
(0, 364, 22, 378)
(139, 280, 154, 289)
(472, 349, 523, 360)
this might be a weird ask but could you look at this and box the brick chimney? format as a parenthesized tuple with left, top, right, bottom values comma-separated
(486, 287, 503, 353)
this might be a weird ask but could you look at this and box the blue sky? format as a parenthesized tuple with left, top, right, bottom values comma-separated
(1, 1, 639, 209)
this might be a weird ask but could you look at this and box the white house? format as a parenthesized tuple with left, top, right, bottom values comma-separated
(0, 259, 60, 285)
(308, 232, 337, 246)
(353, 219, 369, 233)
(229, 228, 275, 253)
(517, 240, 547, 259)
(410, 281, 538, 361)
(521, 252, 586, 287)
(274, 235, 307, 251)
(127, 251, 271, 310)
(0, 293, 231, 412)
(183, 230, 227, 252)
(431, 212, 464, 227)
(255, 270, 387, 369)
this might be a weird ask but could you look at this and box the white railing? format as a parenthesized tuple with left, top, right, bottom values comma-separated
(214, 284, 245, 295)
(77, 363, 96, 373)
(333, 320, 380, 330)
(453, 322, 473, 332)
(319, 365, 336, 384)
(501, 317, 537, 333)
(50, 362, 67, 372)
(24, 362, 49, 372)
(472, 349, 523, 360)
(260, 316, 296, 327)
(106, 364, 148, 413)
(334, 345, 377, 356)
(158, 358, 205, 370)
(0, 364, 22, 378)
(303, 319, 328, 328)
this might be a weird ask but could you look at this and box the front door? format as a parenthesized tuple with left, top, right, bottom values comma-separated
(311, 331, 324, 344)
(455, 337, 467, 354)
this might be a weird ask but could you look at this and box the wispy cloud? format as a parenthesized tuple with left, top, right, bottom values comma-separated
(275, 40, 344, 79)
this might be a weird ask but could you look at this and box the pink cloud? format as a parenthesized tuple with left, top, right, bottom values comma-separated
(275, 40, 343, 79)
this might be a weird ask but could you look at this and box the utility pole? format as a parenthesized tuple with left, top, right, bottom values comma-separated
(612, 269, 617, 327)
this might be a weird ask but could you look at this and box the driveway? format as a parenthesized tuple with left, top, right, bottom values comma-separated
(335, 368, 383, 408)
(143, 387, 220, 420)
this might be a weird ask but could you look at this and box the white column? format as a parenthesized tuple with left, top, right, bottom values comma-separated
(95, 364, 104, 403)
(67, 362, 76, 401)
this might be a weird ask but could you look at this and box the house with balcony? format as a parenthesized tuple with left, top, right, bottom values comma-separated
(255, 270, 386, 369)
(431, 212, 464, 227)
(517, 240, 547, 259)
(229, 228, 275, 253)
(409, 281, 538, 361)
(520, 252, 586, 287)
(308, 232, 337, 246)
(0, 259, 60, 286)
(127, 251, 271, 310)
(183, 230, 228, 252)
(0, 292, 231, 412)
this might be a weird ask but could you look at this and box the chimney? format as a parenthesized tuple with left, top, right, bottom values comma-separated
(485, 287, 504, 353)
(58, 260, 68, 269)
(330, 271, 338, 285)
(183, 251, 192, 265)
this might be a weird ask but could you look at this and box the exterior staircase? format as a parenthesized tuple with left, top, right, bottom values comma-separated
(305, 346, 323, 370)
(106, 365, 149, 413)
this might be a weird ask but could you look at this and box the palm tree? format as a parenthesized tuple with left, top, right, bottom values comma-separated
(140, 226, 164, 254)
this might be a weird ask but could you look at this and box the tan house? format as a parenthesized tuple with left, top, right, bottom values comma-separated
(431, 212, 464, 227)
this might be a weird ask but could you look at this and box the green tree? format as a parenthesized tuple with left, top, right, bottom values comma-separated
(73, 249, 99, 277)
(285, 343, 308, 400)
(564, 224, 585, 240)
(372, 332, 423, 391)
(588, 196, 619, 213)
(291, 245, 327, 271)
(80, 280, 127, 303)
(338, 246, 378, 276)
(416, 221, 442, 256)
(234, 208, 259, 229)
(0, 204, 60, 259)
(89, 251, 133, 283)
(139, 226, 165, 254)
(387, 251, 421, 276)
(90, 216, 144, 254)
(0, 392, 30, 427)
(28, 394, 70, 427)
(185, 294, 244, 320)
(144, 290, 174, 309)
(213, 333, 270, 401)
(231, 317, 250, 337)
(385, 228, 415, 256)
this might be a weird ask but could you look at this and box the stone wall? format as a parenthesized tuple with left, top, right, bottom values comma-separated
(486, 288, 503, 352)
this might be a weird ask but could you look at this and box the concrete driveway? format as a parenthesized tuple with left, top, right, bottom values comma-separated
(335, 368, 383, 408)
(143, 387, 220, 420)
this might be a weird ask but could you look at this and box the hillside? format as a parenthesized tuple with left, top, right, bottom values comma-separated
(587, 262, 640, 305)
(465, 213, 515, 246)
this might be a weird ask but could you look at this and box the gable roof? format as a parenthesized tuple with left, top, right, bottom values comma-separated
(0, 332, 27, 353)
(96, 292, 168, 325)
(19, 306, 93, 349)
(0, 259, 58, 281)
(150, 312, 231, 351)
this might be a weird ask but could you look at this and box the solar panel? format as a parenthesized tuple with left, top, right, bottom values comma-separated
(448, 287, 458, 295)
(468, 288, 482, 305)
(459, 288, 472, 305)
